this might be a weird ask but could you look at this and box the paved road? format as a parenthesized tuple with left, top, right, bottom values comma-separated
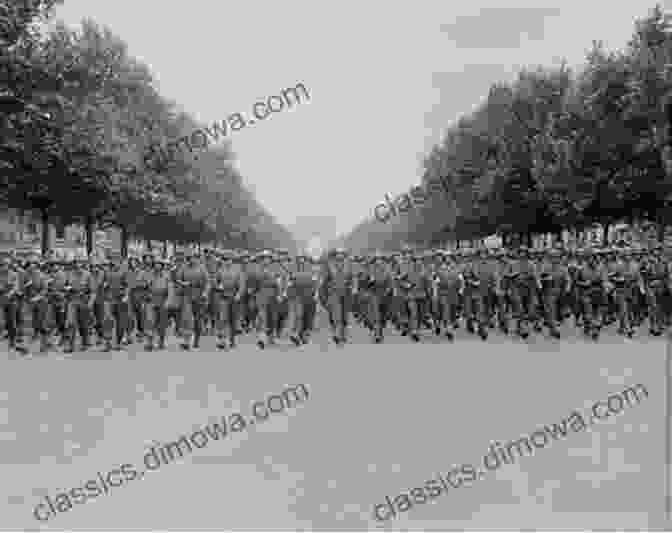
(0, 317, 669, 529)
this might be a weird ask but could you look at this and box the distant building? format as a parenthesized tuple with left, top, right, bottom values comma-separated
(0, 207, 120, 255)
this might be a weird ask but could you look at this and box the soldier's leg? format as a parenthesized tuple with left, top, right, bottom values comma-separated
(217, 296, 230, 348)
(7, 301, 18, 348)
(101, 300, 115, 350)
(37, 297, 55, 352)
(192, 299, 204, 348)
(649, 290, 661, 335)
(516, 286, 530, 336)
(289, 298, 304, 345)
(14, 298, 25, 344)
(115, 300, 131, 348)
(212, 294, 224, 347)
(133, 295, 144, 340)
(62, 297, 77, 352)
(302, 296, 316, 341)
(3, 301, 20, 351)
(463, 293, 475, 333)
(615, 290, 630, 335)
(255, 296, 267, 346)
(580, 291, 593, 335)
(78, 301, 92, 349)
(545, 290, 560, 336)
(369, 293, 381, 340)
(266, 299, 278, 343)
(407, 298, 420, 340)
(143, 301, 156, 350)
(180, 298, 195, 348)
(227, 299, 239, 346)
(476, 293, 488, 338)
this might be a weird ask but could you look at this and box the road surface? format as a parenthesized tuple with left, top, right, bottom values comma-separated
(0, 317, 669, 529)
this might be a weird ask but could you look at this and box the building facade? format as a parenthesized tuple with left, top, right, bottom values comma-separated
(0, 207, 120, 257)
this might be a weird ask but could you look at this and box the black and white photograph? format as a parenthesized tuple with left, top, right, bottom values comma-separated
(1, 0, 671, 530)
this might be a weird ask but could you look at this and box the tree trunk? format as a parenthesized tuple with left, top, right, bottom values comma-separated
(85, 215, 94, 257)
(525, 232, 533, 248)
(120, 225, 128, 258)
(146, 238, 152, 252)
(40, 209, 49, 256)
(163, 240, 168, 258)
(602, 221, 610, 247)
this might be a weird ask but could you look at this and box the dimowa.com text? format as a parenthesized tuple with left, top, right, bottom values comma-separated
(373, 383, 648, 522)
(141, 82, 310, 172)
(33, 383, 309, 522)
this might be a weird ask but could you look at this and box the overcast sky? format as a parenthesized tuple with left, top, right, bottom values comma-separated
(53, 0, 661, 239)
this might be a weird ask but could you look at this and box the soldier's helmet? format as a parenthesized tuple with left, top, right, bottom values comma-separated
(257, 249, 273, 261)
(330, 248, 347, 260)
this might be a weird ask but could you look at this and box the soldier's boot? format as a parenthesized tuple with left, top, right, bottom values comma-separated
(10, 333, 28, 353)
(216, 333, 226, 350)
(466, 318, 475, 334)
(63, 339, 75, 354)
(518, 319, 529, 339)
(499, 312, 509, 334)
(290, 332, 301, 346)
(144, 333, 154, 351)
(193, 332, 201, 349)
(478, 324, 488, 340)
(180, 332, 192, 350)
(157, 333, 166, 350)
(80, 331, 91, 351)
(257, 329, 268, 349)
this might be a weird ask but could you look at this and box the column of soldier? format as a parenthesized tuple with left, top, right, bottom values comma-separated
(1, 240, 671, 355)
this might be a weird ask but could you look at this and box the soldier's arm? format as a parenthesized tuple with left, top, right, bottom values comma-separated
(201, 268, 210, 300)
(563, 267, 571, 292)
(236, 270, 246, 299)
(86, 272, 96, 307)
(532, 263, 542, 290)
(457, 271, 465, 295)
(123, 271, 131, 302)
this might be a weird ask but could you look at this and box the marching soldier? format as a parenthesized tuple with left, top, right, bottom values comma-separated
(322, 248, 357, 344)
(212, 251, 245, 349)
(175, 251, 209, 350)
(255, 250, 281, 348)
(643, 246, 669, 336)
(539, 247, 569, 338)
(286, 253, 319, 345)
(367, 251, 393, 343)
(575, 250, 607, 340)
(64, 259, 95, 353)
(0, 255, 27, 354)
(510, 247, 541, 339)
(433, 251, 463, 340)
(101, 253, 132, 351)
(144, 257, 171, 351)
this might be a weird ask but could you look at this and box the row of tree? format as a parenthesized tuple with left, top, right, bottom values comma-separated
(341, 5, 672, 253)
(1, 0, 297, 255)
